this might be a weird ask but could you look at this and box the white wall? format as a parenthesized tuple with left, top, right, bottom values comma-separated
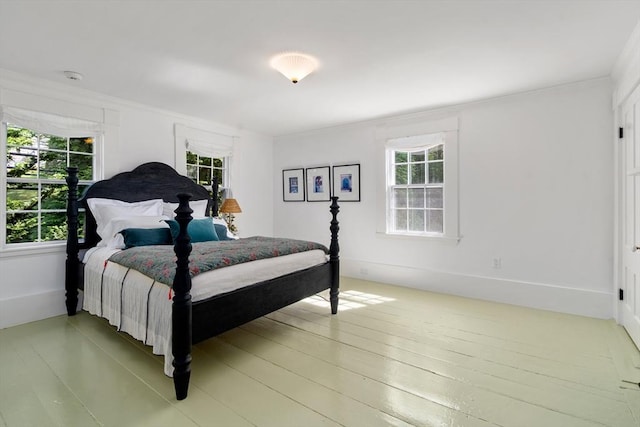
(274, 78, 614, 318)
(0, 70, 274, 328)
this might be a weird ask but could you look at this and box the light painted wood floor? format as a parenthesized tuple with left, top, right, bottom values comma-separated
(1, 277, 639, 427)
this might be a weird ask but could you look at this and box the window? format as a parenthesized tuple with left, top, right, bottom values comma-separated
(186, 151, 227, 188)
(3, 124, 97, 245)
(378, 116, 459, 241)
(388, 143, 444, 234)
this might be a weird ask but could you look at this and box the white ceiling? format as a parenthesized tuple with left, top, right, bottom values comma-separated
(0, 1, 639, 136)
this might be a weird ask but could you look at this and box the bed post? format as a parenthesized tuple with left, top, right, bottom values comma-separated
(172, 193, 194, 401)
(329, 196, 340, 314)
(65, 167, 79, 316)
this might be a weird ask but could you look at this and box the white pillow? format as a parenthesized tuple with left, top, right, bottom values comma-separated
(100, 215, 170, 249)
(212, 217, 238, 240)
(162, 199, 209, 219)
(87, 198, 164, 241)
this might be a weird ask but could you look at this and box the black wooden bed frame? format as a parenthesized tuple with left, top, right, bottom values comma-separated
(64, 162, 340, 400)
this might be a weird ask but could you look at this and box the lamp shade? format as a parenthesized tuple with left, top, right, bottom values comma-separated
(219, 198, 242, 214)
(270, 52, 318, 84)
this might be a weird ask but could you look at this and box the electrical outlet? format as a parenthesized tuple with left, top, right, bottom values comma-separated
(492, 258, 502, 269)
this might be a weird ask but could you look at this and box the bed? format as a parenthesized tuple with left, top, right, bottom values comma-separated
(64, 162, 340, 400)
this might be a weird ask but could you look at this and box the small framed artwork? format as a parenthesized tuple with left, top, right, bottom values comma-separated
(306, 166, 331, 202)
(333, 164, 361, 202)
(282, 168, 305, 202)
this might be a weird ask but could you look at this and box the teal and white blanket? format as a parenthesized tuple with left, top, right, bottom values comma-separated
(108, 236, 328, 286)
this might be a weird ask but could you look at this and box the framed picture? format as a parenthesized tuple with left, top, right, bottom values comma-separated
(306, 166, 331, 202)
(333, 164, 361, 202)
(282, 168, 305, 201)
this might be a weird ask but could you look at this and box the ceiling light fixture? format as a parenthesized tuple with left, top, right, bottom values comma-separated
(270, 52, 318, 84)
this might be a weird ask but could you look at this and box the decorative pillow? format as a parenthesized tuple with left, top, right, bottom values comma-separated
(162, 199, 209, 219)
(101, 215, 169, 248)
(213, 223, 233, 241)
(119, 228, 172, 249)
(87, 198, 164, 241)
(165, 218, 220, 243)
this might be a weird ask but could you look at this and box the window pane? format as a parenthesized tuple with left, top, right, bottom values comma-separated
(199, 156, 212, 166)
(187, 165, 197, 180)
(393, 188, 407, 208)
(77, 211, 86, 240)
(428, 145, 443, 161)
(395, 151, 407, 163)
(212, 169, 223, 187)
(6, 212, 38, 243)
(426, 188, 443, 208)
(428, 161, 443, 183)
(427, 209, 443, 233)
(41, 212, 67, 241)
(39, 151, 67, 179)
(69, 137, 93, 153)
(44, 134, 67, 150)
(41, 183, 68, 210)
(198, 167, 211, 185)
(6, 182, 38, 211)
(186, 151, 197, 165)
(410, 163, 425, 184)
(213, 158, 223, 168)
(410, 151, 425, 162)
(7, 126, 35, 148)
(70, 153, 93, 180)
(394, 209, 407, 231)
(395, 164, 408, 185)
(408, 209, 425, 232)
(7, 148, 38, 179)
(408, 188, 424, 208)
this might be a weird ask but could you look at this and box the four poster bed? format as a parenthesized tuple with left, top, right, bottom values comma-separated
(64, 162, 340, 400)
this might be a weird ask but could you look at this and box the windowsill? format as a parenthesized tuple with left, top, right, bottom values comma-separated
(377, 231, 461, 245)
(0, 241, 66, 259)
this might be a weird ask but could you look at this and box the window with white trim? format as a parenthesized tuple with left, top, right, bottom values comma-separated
(379, 118, 459, 241)
(3, 122, 98, 245)
(388, 141, 444, 234)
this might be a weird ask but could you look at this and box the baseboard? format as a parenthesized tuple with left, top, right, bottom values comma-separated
(0, 289, 68, 329)
(341, 259, 613, 319)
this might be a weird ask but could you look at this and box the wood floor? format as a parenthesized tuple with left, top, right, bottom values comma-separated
(1, 277, 639, 427)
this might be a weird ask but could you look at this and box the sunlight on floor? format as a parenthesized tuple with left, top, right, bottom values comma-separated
(302, 290, 396, 311)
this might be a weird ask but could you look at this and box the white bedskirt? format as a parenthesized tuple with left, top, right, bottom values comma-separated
(82, 246, 327, 375)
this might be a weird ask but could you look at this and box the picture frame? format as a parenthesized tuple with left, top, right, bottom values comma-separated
(333, 164, 361, 202)
(305, 166, 331, 202)
(282, 168, 305, 202)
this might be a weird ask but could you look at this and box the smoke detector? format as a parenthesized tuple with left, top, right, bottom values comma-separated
(63, 71, 84, 81)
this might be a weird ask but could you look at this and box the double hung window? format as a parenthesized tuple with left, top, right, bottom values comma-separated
(381, 119, 459, 241)
(2, 108, 100, 247)
(388, 142, 444, 234)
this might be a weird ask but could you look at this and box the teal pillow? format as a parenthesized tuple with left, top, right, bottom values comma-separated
(214, 223, 233, 241)
(165, 218, 220, 243)
(119, 228, 172, 249)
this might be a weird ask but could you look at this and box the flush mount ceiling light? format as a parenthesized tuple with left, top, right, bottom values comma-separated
(270, 52, 318, 84)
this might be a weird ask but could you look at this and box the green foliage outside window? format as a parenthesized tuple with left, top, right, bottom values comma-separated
(5, 125, 94, 244)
